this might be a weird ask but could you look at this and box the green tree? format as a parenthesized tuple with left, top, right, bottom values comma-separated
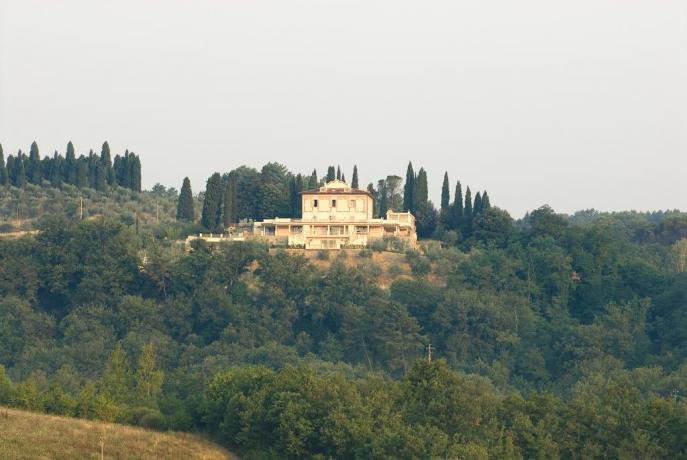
(0, 143, 8, 186)
(336, 165, 341, 180)
(309, 169, 318, 189)
(49, 151, 62, 187)
(65, 141, 77, 184)
(176, 177, 195, 221)
(451, 181, 463, 231)
(463, 186, 473, 237)
(403, 162, 415, 212)
(351, 165, 359, 188)
(474, 191, 483, 216)
(223, 174, 238, 226)
(14, 151, 26, 187)
(76, 156, 88, 188)
(201, 172, 223, 231)
(482, 190, 491, 210)
(440, 172, 450, 226)
(101, 343, 132, 403)
(135, 343, 164, 402)
(129, 153, 142, 192)
(377, 179, 388, 217)
(100, 141, 114, 185)
(28, 141, 42, 184)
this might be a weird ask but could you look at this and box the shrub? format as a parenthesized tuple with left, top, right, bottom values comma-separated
(406, 251, 431, 276)
(316, 249, 330, 260)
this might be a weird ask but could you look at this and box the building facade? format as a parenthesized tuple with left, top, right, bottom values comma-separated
(254, 180, 417, 249)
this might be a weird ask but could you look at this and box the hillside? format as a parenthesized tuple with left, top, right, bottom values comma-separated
(0, 407, 234, 460)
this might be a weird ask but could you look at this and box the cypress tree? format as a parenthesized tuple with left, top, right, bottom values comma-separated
(100, 141, 114, 185)
(223, 175, 237, 226)
(309, 169, 318, 189)
(76, 156, 89, 188)
(403, 162, 415, 212)
(326, 166, 336, 182)
(377, 179, 388, 218)
(295, 174, 303, 215)
(50, 151, 62, 188)
(341, 173, 346, 183)
(336, 165, 341, 180)
(14, 151, 26, 187)
(413, 167, 428, 213)
(129, 153, 142, 192)
(95, 163, 108, 192)
(482, 191, 491, 210)
(367, 183, 377, 217)
(65, 141, 77, 185)
(201, 172, 222, 231)
(88, 149, 98, 189)
(463, 186, 473, 237)
(0, 143, 7, 186)
(451, 181, 463, 230)
(6, 156, 15, 186)
(473, 191, 483, 216)
(176, 177, 195, 221)
(28, 141, 41, 184)
(440, 172, 450, 226)
(351, 165, 359, 189)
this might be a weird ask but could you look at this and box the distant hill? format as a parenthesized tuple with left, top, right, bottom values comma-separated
(0, 406, 235, 460)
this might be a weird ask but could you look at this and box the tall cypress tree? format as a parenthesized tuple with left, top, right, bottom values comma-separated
(65, 141, 77, 185)
(76, 156, 89, 188)
(326, 166, 336, 182)
(341, 173, 346, 183)
(403, 162, 415, 212)
(451, 181, 463, 230)
(440, 172, 450, 226)
(101, 141, 114, 185)
(129, 153, 142, 192)
(482, 191, 491, 210)
(14, 151, 26, 187)
(367, 183, 377, 217)
(0, 143, 7, 186)
(28, 141, 41, 184)
(50, 151, 62, 188)
(177, 177, 195, 221)
(336, 165, 341, 180)
(309, 169, 318, 189)
(376, 179, 387, 218)
(351, 165, 359, 189)
(223, 175, 238, 226)
(201, 172, 223, 231)
(473, 191, 483, 216)
(463, 186, 473, 237)
(413, 167, 428, 213)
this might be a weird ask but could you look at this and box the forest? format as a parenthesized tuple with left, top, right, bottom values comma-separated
(1, 143, 687, 458)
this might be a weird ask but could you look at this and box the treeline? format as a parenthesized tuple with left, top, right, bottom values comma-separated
(189, 161, 494, 239)
(0, 141, 141, 192)
(0, 212, 686, 457)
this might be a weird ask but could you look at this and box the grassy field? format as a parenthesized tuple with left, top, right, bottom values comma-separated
(0, 407, 235, 460)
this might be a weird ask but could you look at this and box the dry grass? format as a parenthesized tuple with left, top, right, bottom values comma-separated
(0, 407, 236, 460)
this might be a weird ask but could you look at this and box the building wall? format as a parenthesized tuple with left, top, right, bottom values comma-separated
(301, 193, 373, 221)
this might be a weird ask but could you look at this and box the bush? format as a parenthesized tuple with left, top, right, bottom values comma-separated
(317, 249, 330, 260)
(387, 264, 404, 277)
(358, 248, 373, 258)
(406, 251, 431, 276)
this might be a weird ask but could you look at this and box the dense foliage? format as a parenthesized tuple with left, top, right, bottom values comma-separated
(0, 204, 686, 458)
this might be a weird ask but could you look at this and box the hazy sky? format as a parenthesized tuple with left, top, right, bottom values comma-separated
(1, 1, 685, 217)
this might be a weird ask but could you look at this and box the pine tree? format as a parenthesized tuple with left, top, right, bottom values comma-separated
(14, 151, 26, 187)
(28, 141, 41, 184)
(327, 166, 336, 182)
(351, 165, 359, 189)
(176, 177, 195, 221)
(223, 175, 238, 226)
(135, 344, 163, 401)
(201, 172, 223, 231)
(0, 143, 7, 186)
(403, 162, 415, 212)
(336, 165, 341, 180)
(473, 191, 483, 216)
(482, 191, 491, 210)
(309, 169, 318, 189)
(451, 181, 463, 230)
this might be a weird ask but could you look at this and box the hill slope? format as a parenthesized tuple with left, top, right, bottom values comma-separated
(0, 407, 234, 460)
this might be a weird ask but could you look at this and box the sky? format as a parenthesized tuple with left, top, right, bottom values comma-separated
(0, 0, 685, 218)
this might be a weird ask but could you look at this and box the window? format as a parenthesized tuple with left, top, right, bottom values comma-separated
(313, 199, 318, 208)
(332, 199, 337, 208)
(349, 199, 356, 209)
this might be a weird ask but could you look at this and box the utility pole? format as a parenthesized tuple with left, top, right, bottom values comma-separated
(427, 343, 433, 363)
